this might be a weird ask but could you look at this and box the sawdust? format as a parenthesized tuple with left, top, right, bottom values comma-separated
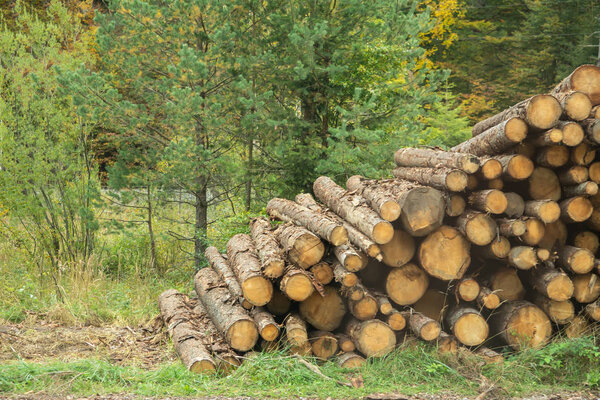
(0, 316, 175, 368)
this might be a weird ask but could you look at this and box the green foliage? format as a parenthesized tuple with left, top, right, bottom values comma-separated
(0, 0, 99, 295)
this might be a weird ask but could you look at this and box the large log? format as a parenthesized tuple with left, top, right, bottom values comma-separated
(560, 196, 593, 223)
(472, 95, 561, 136)
(299, 286, 346, 331)
(249, 218, 285, 278)
(393, 147, 480, 173)
(275, 223, 325, 269)
(266, 198, 347, 246)
(412, 288, 447, 322)
(392, 167, 467, 192)
(468, 190, 507, 214)
(419, 226, 471, 280)
(451, 118, 528, 156)
(204, 247, 250, 308)
(504, 192, 525, 218)
(158, 290, 216, 373)
(572, 273, 600, 303)
(589, 162, 600, 183)
(266, 289, 291, 316)
(345, 175, 401, 221)
(528, 265, 574, 301)
(551, 64, 600, 105)
(226, 234, 273, 306)
(385, 262, 429, 305)
(554, 91, 593, 121)
(295, 193, 382, 260)
(194, 268, 258, 352)
(345, 318, 396, 357)
(313, 176, 394, 244)
(558, 166, 589, 185)
(557, 121, 585, 147)
(573, 231, 599, 254)
(280, 266, 315, 301)
(379, 229, 415, 267)
(445, 306, 489, 346)
(538, 220, 568, 250)
(527, 167, 562, 201)
(456, 210, 497, 246)
(285, 314, 312, 355)
(489, 301, 552, 350)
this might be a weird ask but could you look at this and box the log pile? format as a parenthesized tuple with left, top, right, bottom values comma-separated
(160, 64, 600, 373)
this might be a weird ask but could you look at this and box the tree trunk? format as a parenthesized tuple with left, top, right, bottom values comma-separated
(418, 226, 471, 280)
(503, 192, 525, 218)
(146, 186, 157, 271)
(527, 167, 562, 201)
(249, 218, 285, 279)
(455, 210, 497, 246)
(551, 64, 600, 105)
(333, 243, 368, 272)
(266, 198, 347, 245)
(554, 90, 592, 121)
(508, 246, 538, 270)
(346, 175, 401, 221)
(194, 183, 208, 270)
(280, 265, 315, 301)
(204, 246, 250, 309)
(489, 300, 552, 350)
(472, 94, 561, 135)
(309, 331, 338, 360)
(298, 286, 346, 331)
(391, 167, 467, 192)
(560, 196, 593, 223)
(445, 306, 489, 346)
(385, 262, 429, 305)
(285, 313, 311, 356)
(345, 318, 396, 357)
(379, 229, 415, 268)
(529, 293, 574, 325)
(194, 268, 258, 352)
(274, 222, 325, 269)
(295, 193, 382, 260)
(251, 307, 279, 341)
(158, 290, 216, 373)
(226, 233, 273, 306)
(313, 176, 394, 244)
(496, 218, 527, 237)
(563, 182, 598, 197)
(451, 118, 528, 156)
(524, 200, 560, 223)
(393, 147, 480, 173)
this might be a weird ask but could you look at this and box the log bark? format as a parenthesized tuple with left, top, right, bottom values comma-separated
(275, 223, 325, 269)
(554, 90, 593, 121)
(204, 247, 249, 308)
(468, 190, 507, 214)
(313, 176, 394, 244)
(455, 277, 480, 302)
(560, 196, 593, 223)
(249, 218, 285, 278)
(489, 300, 552, 350)
(310, 262, 333, 285)
(508, 246, 538, 270)
(571, 141, 596, 165)
(445, 306, 489, 346)
(337, 352, 366, 368)
(476, 286, 501, 310)
(158, 290, 216, 373)
(394, 147, 480, 173)
(405, 311, 441, 341)
(280, 266, 315, 301)
(529, 293, 574, 325)
(376, 294, 394, 315)
(558, 246, 595, 274)
(557, 121, 585, 147)
(551, 64, 600, 105)
(385, 262, 429, 305)
(479, 158, 503, 179)
(299, 286, 346, 331)
(194, 268, 258, 352)
(563, 182, 598, 197)
(333, 243, 368, 272)
(574, 231, 599, 254)
(536, 145, 570, 168)
(455, 210, 497, 246)
(504, 192, 525, 218)
(392, 167, 467, 192)
(524, 200, 560, 223)
(572, 273, 600, 303)
(558, 166, 589, 185)
(445, 193, 466, 217)
(266, 198, 347, 246)
(386, 309, 407, 331)
(295, 193, 382, 260)
(497, 218, 527, 237)
(226, 234, 273, 306)
(346, 175, 401, 221)
(345, 318, 396, 357)
(309, 331, 338, 360)
(333, 261, 358, 287)
(379, 229, 415, 268)
(419, 226, 471, 280)
(451, 118, 528, 156)
(285, 314, 311, 356)
(527, 167, 562, 201)
(472, 95, 561, 135)
(251, 307, 279, 341)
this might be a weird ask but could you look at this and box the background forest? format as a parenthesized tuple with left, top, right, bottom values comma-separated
(0, 0, 599, 327)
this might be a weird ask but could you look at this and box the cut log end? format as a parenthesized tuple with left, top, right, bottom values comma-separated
(420, 320, 442, 341)
(190, 360, 217, 374)
(387, 310, 407, 331)
(536, 202, 561, 224)
(338, 352, 366, 369)
(562, 122, 585, 147)
(380, 229, 416, 268)
(562, 197, 593, 223)
(479, 291, 501, 309)
(330, 226, 349, 246)
(481, 159, 503, 180)
(242, 276, 274, 307)
(372, 221, 395, 244)
(564, 65, 600, 105)
(227, 320, 260, 352)
(453, 312, 489, 346)
(386, 263, 429, 305)
(505, 117, 529, 142)
(464, 213, 497, 246)
(564, 91, 593, 121)
(282, 273, 314, 301)
(495, 302, 552, 350)
(293, 233, 326, 268)
(399, 186, 445, 236)
(419, 226, 471, 281)
(457, 278, 480, 302)
(349, 319, 396, 357)
(446, 170, 468, 192)
(507, 154, 534, 180)
(546, 275, 575, 302)
(299, 287, 346, 331)
(527, 94, 562, 130)
(508, 246, 538, 270)
(380, 200, 402, 222)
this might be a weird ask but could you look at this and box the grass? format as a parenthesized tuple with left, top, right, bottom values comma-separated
(1, 339, 599, 398)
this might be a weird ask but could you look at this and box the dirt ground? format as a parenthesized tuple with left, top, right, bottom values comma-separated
(0, 316, 174, 368)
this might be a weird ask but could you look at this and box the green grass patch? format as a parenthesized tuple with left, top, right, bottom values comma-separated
(1, 339, 599, 398)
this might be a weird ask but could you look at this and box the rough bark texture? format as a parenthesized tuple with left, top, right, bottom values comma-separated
(406, 311, 441, 341)
(392, 167, 467, 192)
(558, 166, 589, 185)
(194, 268, 258, 352)
(333, 261, 358, 287)
(227, 233, 273, 306)
(419, 226, 471, 280)
(497, 218, 527, 237)
(490, 301, 552, 350)
(285, 314, 311, 356)
(275, 223, 325, 269)
(333, 243, 368, 272)
(251, 307, 280, 341)
(158, 290, 216, 373)
(313, 176, 394, 244)
(295, 193, 382, 260)
(563, 182, 598, 197)
(266, 198, 347, 246)
(452, 118, 528, 156)
(394, 147, 480, 173)
(472, 95, 561, 135)
(524, 200, 560, 223)
(249, 218, 285, 278)
(346, 175, 402, 221)
(204, 247, 246, 307)
(528, 128, 563, 147)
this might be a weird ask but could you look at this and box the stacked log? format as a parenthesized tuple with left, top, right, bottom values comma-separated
(160, 65, 600, 373)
